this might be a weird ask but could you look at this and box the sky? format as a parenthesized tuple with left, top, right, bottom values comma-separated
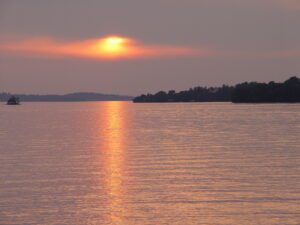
(0, 0, 299, 95)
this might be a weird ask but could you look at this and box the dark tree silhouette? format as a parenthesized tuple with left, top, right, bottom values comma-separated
(133, 85, 234, 102)
(232, 77, 300, 103)
(133, 77, 300, 103)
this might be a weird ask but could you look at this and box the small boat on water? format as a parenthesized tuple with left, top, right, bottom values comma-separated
(7, 96, 20, 105)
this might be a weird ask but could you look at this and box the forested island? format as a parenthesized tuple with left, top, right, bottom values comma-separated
(0, 92, 133, 102)
(133, 77, 300, 103)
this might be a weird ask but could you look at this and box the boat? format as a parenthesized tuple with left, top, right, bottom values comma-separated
(7, 96, 20, 105)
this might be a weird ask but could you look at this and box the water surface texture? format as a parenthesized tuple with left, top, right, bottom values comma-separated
(0, 102, 299, 225)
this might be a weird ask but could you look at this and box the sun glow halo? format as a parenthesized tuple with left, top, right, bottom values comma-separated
(0, 35, 205, 60)
(95, 36, 132, 57)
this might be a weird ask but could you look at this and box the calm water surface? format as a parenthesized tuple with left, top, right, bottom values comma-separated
(0, 102, 299, 225)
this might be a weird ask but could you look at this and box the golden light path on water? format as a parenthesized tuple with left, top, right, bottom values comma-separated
(100, 101, 128, 224)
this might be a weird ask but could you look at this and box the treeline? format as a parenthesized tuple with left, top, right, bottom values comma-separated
(134, 86, 233, 102)
(133, 77, 300, 103)
(232, 77, 300, 103)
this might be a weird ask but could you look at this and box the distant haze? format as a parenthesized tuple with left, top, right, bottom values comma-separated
(0, 0, 299, 95)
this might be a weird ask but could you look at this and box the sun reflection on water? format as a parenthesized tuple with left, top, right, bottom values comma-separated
(101, 101, 127, 224)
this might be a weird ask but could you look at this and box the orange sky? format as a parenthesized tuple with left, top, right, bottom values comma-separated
(0, 36, 216, 60)
(0, 0, 299, 95)
(1, 35, 298, 61)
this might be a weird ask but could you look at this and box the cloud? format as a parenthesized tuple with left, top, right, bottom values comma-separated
(2, 34, 298, 61)
(0, 35, 217, 60)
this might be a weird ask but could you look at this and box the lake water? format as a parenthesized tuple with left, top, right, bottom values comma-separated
(0, 102, 299, 225)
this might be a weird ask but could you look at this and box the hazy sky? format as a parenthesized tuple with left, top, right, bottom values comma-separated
(0, 0, 299, 95)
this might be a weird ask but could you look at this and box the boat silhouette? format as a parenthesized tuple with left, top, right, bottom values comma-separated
(7, 96, 20, 105)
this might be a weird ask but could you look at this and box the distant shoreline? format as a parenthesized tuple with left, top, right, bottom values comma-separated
(2, 101, 299, 104)
(1, 100, 132, 102)
(0, 92, 133, 102)
(2, 77, 299, 103)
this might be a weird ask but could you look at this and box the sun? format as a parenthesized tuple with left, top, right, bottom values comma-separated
(96, 36, 130, 57)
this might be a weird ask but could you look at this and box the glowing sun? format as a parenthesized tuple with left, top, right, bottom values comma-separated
(95, 36, 132, 57)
